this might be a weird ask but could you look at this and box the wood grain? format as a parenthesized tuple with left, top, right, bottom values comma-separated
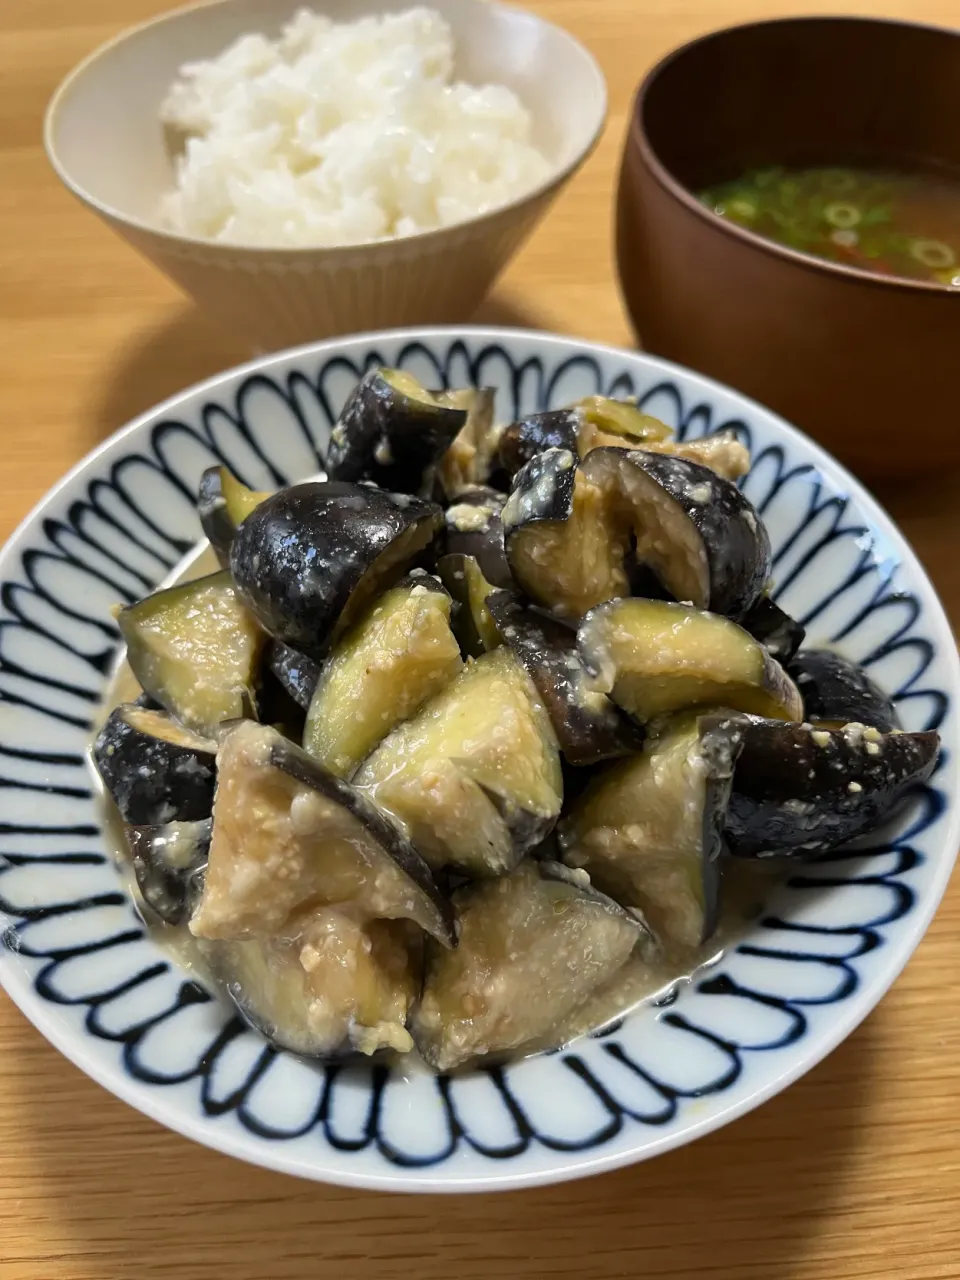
(1, 2, 959, 1277)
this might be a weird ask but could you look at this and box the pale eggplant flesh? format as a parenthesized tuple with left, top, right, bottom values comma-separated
(724, 717, 938, 857)
(116, 571, 264, 737)
(559, 712, 745, 948)
(354, 647, 563, 878)
(189, 720, 454, 946)
(577, 598, 804, 725)
(410, 860, 644, 1071)
(201, 911, 422, 1059)
(302, 573, 462, 778)
(587, 447, 770, 620)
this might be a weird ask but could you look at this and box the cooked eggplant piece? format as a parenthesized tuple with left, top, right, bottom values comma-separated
(125, 818, 210, 925)
(497, 409, 581, 476)
(197, 465, 271, 568)
(189, 720, 453, 945)
(665, 430, 751, 481)
(437, 553, 501, 657)
(435, 387, 499, 497)
(578, 598, 804, 724)
(354, 647, 563, 878)
(265, 640, 321, 712)
(787, 649, 898, 731)
(117, 571, 264, 736)
(202, 910, 421, 1058)
(94, 704, 217, 824)
(502, 448, 632, 619)
(230, 482, 442, 661)
(559, 713, 745, 948)
(497, 399, 748, 482)
(303, 575, 462, 777)
(442, 486, 512, 588)
(410, 860, 643, 1071)
(485, 590, 642, 766)
(741, 595, 806, 663)
(724, 718, 939, 857)
(588, 447, 769, 619)
(325, 367, 467, 494)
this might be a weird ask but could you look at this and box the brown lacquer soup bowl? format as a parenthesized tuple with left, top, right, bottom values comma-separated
(617, 16, 960, 480)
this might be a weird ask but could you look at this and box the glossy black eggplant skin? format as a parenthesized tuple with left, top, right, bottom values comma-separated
(265, 640, 321, 711)
(725, 719, 939, 857)
(485, 590, 642, 766)
(501, 447, 578, 529)
(442, 487, 512, 588)
(326, 369, 467, 494)
(229, 482, 442, 660)
(787, 649, 898, 731)
(498, 410, 581, 478)
(614, 449, 770, 619)
(93, 705, 216, 824)
(741, 596, 806, 663)
(266, 732, 455, 946)
(126, 819, 210, 925)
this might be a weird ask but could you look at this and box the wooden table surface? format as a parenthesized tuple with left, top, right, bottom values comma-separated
(2, 1, 960, 1277)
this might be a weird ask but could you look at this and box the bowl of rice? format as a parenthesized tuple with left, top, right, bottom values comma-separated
(44, 0, 606, 351)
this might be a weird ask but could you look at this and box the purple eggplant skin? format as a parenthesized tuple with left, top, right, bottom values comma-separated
(94, 704, 216, 824)
(485, 590, 643, 766)
(498, 409, 581, 478)
(741, 595, 806, 663)
(501, 447, 578, 529)
(442, 486, 512, 589)
(610, 448, 771, 620)
(126, 819, 210, 926)
(265, 640, 321, 712)
(325, 369, 467, 495)
(724, 718, 939, 858)
(787, 649, 898, 732)
(229, 481, 442, 661)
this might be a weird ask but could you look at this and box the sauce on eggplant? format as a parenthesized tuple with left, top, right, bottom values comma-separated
(94, 542, 780, 1067)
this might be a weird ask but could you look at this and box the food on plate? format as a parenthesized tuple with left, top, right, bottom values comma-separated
(786, 648, 898, 731)
(560, 712, 744, 947)
(723, 717, 938, 857)
(302, 574, 462, 777)
(577, 598, 803, 723)
(411, 861, 649, 1071)
(699, 165, 960, 286)
(229, 481, 442, 660)
(93, 367, 939, 1069)
(159, 7, 552, 247)
(117, 570, 264, 736)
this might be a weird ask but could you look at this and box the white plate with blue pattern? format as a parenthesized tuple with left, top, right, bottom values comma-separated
(0, 327, 956, 1192)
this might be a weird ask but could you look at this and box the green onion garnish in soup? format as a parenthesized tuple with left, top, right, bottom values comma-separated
(698, 166, 960, 285)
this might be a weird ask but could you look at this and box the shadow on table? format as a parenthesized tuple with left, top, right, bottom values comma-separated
(85, 293, 551, 445)
(19, 1008, 876, 1280)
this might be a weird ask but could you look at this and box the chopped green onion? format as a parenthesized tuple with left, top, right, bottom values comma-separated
(824, 202, 862, 229)
(909, 238, 955, 269)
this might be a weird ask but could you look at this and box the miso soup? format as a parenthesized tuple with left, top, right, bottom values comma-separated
(699, 165, 960, 285)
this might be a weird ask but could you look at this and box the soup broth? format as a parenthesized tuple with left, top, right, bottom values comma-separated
(699, 165, 960, 284)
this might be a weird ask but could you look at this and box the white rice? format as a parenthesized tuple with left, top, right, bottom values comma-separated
(159, 7, 552, 247)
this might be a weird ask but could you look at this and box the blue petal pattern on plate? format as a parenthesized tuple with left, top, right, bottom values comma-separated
(0, 331, 955, 1189)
